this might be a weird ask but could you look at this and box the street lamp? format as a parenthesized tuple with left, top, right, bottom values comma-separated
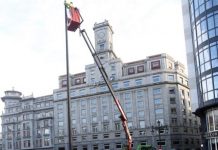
(151, 120, 168, 150)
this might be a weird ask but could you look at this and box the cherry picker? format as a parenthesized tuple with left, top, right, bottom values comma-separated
(65, 2, 133, 150)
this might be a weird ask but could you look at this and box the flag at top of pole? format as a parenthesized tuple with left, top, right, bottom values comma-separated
(64, 0, 82, 32)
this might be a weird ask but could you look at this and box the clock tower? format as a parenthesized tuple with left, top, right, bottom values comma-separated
(93, 20, 116, 62)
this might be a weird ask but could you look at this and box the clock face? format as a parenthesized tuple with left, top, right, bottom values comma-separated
(97, 32, 105, 39)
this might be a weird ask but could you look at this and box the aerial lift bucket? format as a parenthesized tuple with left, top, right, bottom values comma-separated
(67, 5, 83, 31)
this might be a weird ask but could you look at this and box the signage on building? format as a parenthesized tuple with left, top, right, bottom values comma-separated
(204, 131, 218, 138)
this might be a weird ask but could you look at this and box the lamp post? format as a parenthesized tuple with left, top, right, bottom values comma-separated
(64, 2, 72, 150)
(151, 120, 168, 150)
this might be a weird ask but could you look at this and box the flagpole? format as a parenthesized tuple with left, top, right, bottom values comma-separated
(64, 2, 72, 150)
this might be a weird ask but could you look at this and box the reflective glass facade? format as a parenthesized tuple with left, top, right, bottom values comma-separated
(183, 0, 218, 149)
(189, 0, 218, 104)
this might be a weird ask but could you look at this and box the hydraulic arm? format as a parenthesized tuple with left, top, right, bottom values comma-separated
(79, 29, 132, 150)
(64, 2, 132, 149)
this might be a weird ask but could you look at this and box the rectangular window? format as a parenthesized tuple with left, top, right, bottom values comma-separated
(115, 132, 121, 137)
(58, 121, 64, 127)
(171, 108, 177, 114)
(90, 87, 96, 94)
(154, 98, 162, 105)
(157, 139, 166, 146)
(128, 67, 135, 75)
(92, 125, 98, 133)
(92, 134, 98, 139)
(115, 122, 121, 130)
(171, 118, 177, 125)
(168, 75, 174, 81)
(112, 83, 119, 89)
(169, 88, 176, 94)
(155, 109, 163, 115)
(104, 144, 110, 150)
(170, 97, 176, 104)
(116, 143, 122, 149)
(151, 60, 161, 70)
(153, 75, 161, 83)
(93, 144, 98, 150)
(139, 120, 145, 128)
(153, 88, 161, 95)
(135, 79, 142, 85)
(123, 81, 130, 87)
(137, 65, 144, 73)
(138, 111, 144, 117)
(103, 124, 109, 132)
(103, 134, 109, 138)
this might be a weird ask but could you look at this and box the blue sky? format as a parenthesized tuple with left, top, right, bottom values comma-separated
(0, 0, 186, 110)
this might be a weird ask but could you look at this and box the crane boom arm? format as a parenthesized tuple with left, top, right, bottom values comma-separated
(79, 29, 132, 150)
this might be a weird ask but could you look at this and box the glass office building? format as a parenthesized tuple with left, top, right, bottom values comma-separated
(182, 0, 218, 149)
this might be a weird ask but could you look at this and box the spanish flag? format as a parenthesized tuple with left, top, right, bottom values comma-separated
(65, 1, 81, 32)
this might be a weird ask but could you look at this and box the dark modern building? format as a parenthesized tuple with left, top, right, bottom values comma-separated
(182, 0, 218, 149)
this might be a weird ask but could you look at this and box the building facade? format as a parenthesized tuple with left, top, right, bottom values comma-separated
(182, 0, 218, 149)
(1, 21, 200, 150)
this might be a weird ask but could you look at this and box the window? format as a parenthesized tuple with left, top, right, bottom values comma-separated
(154, 98, 162, 105)
(137, 65, 144, 73)
(111, 65, 115, 71)
(104, 144, 110, 150)
(112, 83, 118, 89)
(125, 102, 132, 109)
(170, 97, 176, 104)
(135, 79, 143, 85)
(127, 112, 132, 118)
(115, 122, 121, 130)
(128, 122, 133, 128)
(123, 81, 130, 87)
(99, 44, 104, 49)
(103, 124, 109, 131)
(110, 74, 116, 80)
(58, 112, 63, 119)
(103, 134, 109, 138)
(137, 101, 144, 108)
(171, 118, 177, 125)
(116, 143, 122, 149)
(155, 109, 163, 115)
(171, 108, 177, 114)
(93, 144, 98, 150)
(92, 135, 98, 139)
(58, 121, 64, 127)
(58, 104, 64, 110)
(169, 88, 176, 94)
(103, 115, 108, 121)
(90, 87, 96, 94)
(82, 126, 87, 133)
(115, 132, 121, 137)
(138, 111, 144, 117)
(92, 125, 98, 133)
(75, 78, 81, 85)
(91, 108, 97, 114)
(100, 86, 108, 92)
(168, 75, 174, 81)
(128, 67, 135, 75)
(151, 60, 161, 70)
(153, 88, 161, 95)
(44, 138, 50, 146)
(157, 139, 165, 146)
(82, 118, 86, 124)
(153, 75, 161, 83)
(92, 116, 97, 122)
(139, 120, 145, 128)
(81, 109, 86, 116)
(44, 128, 50, 135)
